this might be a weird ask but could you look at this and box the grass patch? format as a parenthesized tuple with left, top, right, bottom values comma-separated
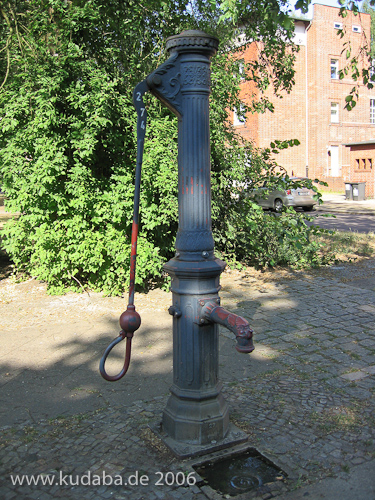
(21, 425, 39, 443)
(310, 405, 362, 434)
(313, 231, 375, 263)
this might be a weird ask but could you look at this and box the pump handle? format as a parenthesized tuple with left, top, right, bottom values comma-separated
(99, 80, 149, 381)
(129, 79, 148, 305)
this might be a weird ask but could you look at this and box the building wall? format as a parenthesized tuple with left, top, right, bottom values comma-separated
(232, 43, 259, 144)
(258, 22, 308, 178)
(308, 5, 372, 188)
(234, 4, 375, 196)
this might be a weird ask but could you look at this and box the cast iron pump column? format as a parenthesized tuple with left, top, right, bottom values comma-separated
(146, 31, 254, 456)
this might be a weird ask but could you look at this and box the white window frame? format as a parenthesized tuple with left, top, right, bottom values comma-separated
(239, 59, 245, 80)
(370, 99, 375, 124)
(233, 105, 246, 126)
(370, 59, 375, 79)
(352, 25, 361, 33)
(331, 59, 339, 79)
(334, 22, 343, 29)
(331, 102, 339, 123)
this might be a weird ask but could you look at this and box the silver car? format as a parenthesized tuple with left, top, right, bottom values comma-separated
(252, 177, 318, 212)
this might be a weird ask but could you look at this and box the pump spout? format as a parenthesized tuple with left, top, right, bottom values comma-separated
(201, 302, 254, 353)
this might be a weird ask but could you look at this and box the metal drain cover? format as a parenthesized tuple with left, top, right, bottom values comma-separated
(194, 447, 286, 497)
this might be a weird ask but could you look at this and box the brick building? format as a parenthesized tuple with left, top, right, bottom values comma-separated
(234, 3, 375, 198)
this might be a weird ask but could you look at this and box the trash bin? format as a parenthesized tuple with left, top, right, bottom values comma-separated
(351, 182, 366, 201)
(345, 183, 353, 200)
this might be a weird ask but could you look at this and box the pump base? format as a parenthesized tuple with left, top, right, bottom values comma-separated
(149, 421, 248, 459)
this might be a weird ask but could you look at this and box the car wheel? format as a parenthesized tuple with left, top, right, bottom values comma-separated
(302, 206, 314, 212)
(274, 198, 283, 212)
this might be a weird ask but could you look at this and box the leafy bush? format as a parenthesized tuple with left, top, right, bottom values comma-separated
(0, 0, 330, 295)
(0, 66, 179, 294)
(224, 205, 327, 269)
(211, 143, 329, 270)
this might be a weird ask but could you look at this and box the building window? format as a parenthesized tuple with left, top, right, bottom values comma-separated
(331, 59, 339, 79)
(370, 99, 375, 124)
(356, 158, 372, 170)
(334, 22, 343, 29)
(233, 105, 246, 126)
(331, 102, 339, 123)
(352, 25, 361, 33)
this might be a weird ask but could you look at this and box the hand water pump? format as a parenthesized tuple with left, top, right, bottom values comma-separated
(100, 30, 254, 456)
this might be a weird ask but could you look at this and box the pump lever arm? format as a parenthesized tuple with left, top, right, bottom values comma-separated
(129, 79, 148, 306)
(99, 80, 149, 382)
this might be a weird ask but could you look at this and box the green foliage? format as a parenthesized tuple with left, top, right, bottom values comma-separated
(0, 0, 331, 295)
(363, 0, 375, 57)
(0, 0, 183, 294)
(220, 205, 328, 269)
(210, 141, 329, 270)
(330, 0, 375, 109)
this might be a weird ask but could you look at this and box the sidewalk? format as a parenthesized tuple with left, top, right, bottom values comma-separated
(0, 257, 375, 499)
(318, 193, 375, 214)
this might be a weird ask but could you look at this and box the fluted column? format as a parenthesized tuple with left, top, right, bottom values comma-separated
(176, 64, 214, 260)
(146, 31, 248, 455)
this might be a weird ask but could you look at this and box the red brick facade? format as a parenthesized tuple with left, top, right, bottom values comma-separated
(234, 4, 375, 197)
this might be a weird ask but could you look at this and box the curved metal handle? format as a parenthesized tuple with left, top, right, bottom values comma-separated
(99, 331, 133, 382)
(99, 305, 141, 381)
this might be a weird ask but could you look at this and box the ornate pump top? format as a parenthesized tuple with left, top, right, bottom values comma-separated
(166, 30, 219, 56)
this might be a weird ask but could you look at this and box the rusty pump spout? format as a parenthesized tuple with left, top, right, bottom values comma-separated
(200, 301, 254, 354)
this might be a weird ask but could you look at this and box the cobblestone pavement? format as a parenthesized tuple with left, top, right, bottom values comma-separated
(1, 260, 375, 499)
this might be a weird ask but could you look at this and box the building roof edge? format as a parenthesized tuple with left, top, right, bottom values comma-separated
(344, 140, 375, 147)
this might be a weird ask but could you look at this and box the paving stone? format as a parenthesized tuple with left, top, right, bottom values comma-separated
(350, 456, 366, 465)
(340, 371, 368, 381)
(361, 365, 375, 375)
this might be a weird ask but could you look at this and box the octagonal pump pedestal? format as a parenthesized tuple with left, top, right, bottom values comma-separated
(145, 31, 254, 457)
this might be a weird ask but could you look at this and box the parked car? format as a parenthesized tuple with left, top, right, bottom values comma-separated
(251, 177, 318, 212)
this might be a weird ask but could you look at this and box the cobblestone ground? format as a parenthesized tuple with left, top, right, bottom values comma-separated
(1, 260, 375, 499)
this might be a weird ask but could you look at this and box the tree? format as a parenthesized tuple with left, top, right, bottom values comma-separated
(363, 0, 375, 57)
(0, 0, 327, 295)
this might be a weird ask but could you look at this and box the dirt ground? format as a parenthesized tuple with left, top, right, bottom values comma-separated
(1, 251, 375, 332)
